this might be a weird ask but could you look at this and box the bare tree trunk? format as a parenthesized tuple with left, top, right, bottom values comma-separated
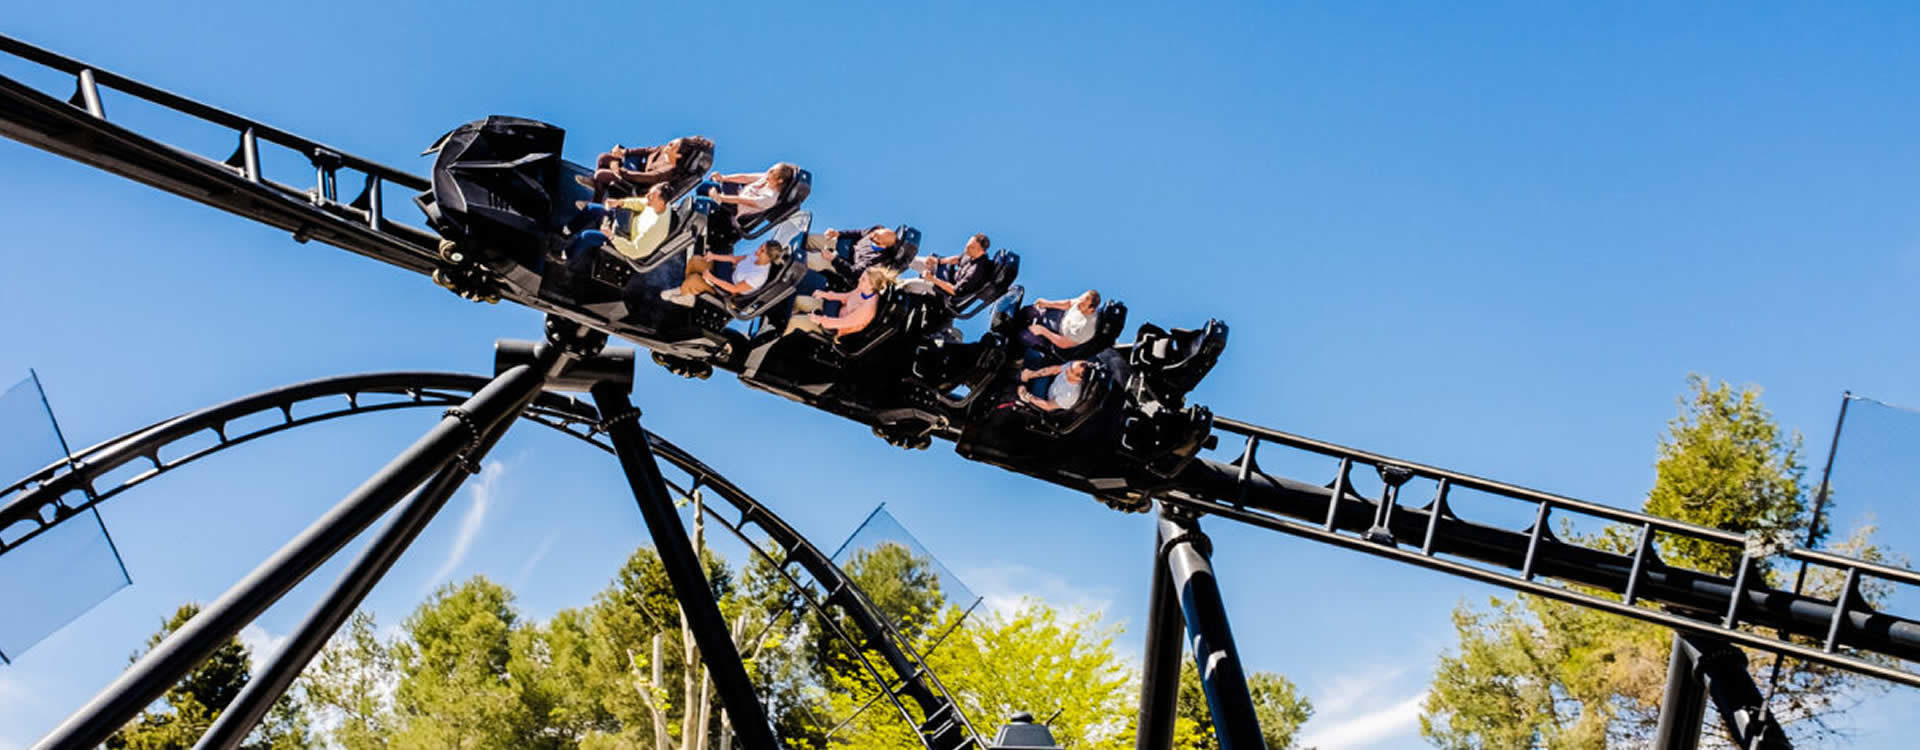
(681, 492, 708, 750)
(627, 642, 673, 750)
(653, 634, 671, 750)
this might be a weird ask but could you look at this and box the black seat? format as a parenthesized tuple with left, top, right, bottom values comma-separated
(735, 168, 813, 240)
(823, 283, 910, 359)
(948, 250, 1020, 319)
(911, 332, 1008, 408)
(1042, 299, 1128, 363)
(712, 210, 812, 320)
(1127, 320, 1229, 406)
(1025, 360, 1114, 438)
(589, 197, 710, 287)
(602, 137, 715, 204)
(883, 225, 921, 271)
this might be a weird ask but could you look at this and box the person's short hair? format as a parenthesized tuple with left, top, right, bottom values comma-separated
(647, 182, 671, 200)
(1070, 361, 1093, 380)
(1084, 289, 1102, 309)
(759, 239, 783, 257)
(767, 162, 797, 188)
(970, 233, 990, 251)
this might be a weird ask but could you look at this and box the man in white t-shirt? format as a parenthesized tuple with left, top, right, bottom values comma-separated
(1016, 360, 1094, 412)
(1019, 289, 1102, 353)
(662, 239, 780, 306)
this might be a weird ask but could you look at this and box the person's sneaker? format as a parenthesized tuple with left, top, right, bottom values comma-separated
(670, 292, 698, 307)
(574, 174, 597, 191)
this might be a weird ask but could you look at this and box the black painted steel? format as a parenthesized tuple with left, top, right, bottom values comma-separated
(192, 364, 547, 750)
(1158, 514, 1265, 750)
(592, 384, 779, 750)
(31, 365, 545, 750)
(0, 372, 977, 748)
(1134, 503, 1186, 750)
(1655, 633, 1792, 750)
(1656, 635, 1707, 750)
(1177, 419, 1920, 687)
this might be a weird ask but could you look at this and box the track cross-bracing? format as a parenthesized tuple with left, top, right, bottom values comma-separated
(2, 31, 1912, 749)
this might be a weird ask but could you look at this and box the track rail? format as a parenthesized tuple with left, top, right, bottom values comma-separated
(1162, 418, 1920, 687)
(0, 372, 978, 749)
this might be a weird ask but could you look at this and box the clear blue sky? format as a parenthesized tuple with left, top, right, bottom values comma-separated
(3, 2, 1919, 747)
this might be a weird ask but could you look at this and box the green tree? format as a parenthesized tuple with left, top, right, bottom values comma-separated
(826, 600, 1134, 749)
(389, 576, 543, 748)
(304, 610, 395, 750)
(1174, 659, 1314, 750)
(1421, 376, 1890, 748)
(106, 603, 312, 750)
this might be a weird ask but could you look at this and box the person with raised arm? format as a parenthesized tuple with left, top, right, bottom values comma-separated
(1019, 289, 1101, 352)
(1014, 360, 1093, 412)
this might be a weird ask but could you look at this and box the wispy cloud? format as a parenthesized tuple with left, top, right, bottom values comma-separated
(961, 563, 1115, 619)
(423, 460, 506, 593)
(1299, 690, 1427, 749)
(511, 531, 562, 591)
(238, 623, 290, 671)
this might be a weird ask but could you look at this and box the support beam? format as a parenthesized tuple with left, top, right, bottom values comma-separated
(1159, 513, 1266, 750)
(1655, 632, 1792, 750)
(592, 384, 778, 750)
(1655, 634, 1707, 750)
(1134, 502, 1186, 750)
(191, 361, 547, 750)
(33, 362, 546, 750)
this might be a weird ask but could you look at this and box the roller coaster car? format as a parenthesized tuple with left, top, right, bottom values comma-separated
(690, 212, 814, 323)
(954, 351, 1127, 476)
(417, 116, 570, 278)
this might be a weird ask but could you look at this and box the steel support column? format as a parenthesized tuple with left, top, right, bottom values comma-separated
(1135, 503, 1188, 750)
(592, 384, 778, 750)
(1158, 513, 1265, 750)
(34, 362, 548, 750)
(1655, 634, 1708, 750)
(192, 361, 548, 750)
(1655, 632, 1792, 750)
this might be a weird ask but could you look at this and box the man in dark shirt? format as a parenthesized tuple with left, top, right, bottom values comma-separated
(906, 233, 995, 301)
(806, 224, 901, 285)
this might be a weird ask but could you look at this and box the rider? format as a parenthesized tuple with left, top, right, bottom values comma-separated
(1014, 360, 1093, 412)
(785, 266, 896, 338)
(1019, 289, 1101, 354)
(662, 239, 781, 307)
(701, 163, 797, 231)
(903, 233, 994, 300)
(567, 183, 674, 261)
(806, 224, 902, 285)
(581, 136, 711, 201)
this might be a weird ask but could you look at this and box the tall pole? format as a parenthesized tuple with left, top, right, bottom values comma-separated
(192, 362, 548, 750)
(591, 384, 779, 750)
(1135, 503, 1186, 750)
(1762, 392, 1852, 706)
(33, 364, 545, 750)
(1158, 513, 1266, 750)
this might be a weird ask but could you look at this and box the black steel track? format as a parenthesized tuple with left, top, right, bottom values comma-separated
(3, 30, 1918, 695)
(0, 372, 979, 749)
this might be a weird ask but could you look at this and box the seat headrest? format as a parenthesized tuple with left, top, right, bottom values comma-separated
(894, 225, 923, 262)
(1098, 300, 1129, 335)
(783, 169, 813, 205)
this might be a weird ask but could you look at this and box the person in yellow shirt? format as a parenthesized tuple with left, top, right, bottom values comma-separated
(565, 183, 676, 274)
